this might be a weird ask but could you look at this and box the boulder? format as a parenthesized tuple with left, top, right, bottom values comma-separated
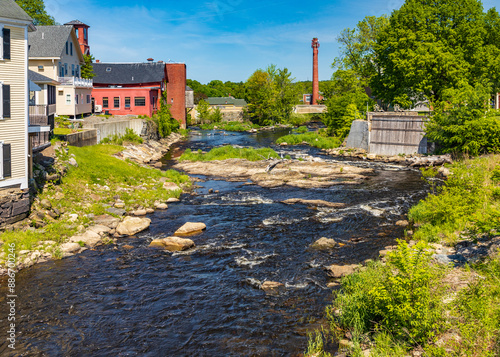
(68, 157, 78, 167)
(69, 229, 102, 247)
(40, 199, 52, 210)
(60, 242, 81, 254)
(106, 207, 126, 216)
(281, 198, 345, 208)
(154, 162, 163, 168)
(261, 281, 286, 294)
(166, 197, 180, 203)
(146, 208, 155, 214)
(133, 209, 147, 216)
(114, 202, 125, 209)
(325, 264, 360, 278)
(87, 224, 111, 236)
(396, 220, 409, 227)
(149, 236, 195, 251)
(154, 203, 168, 210)
(116, 216, 151, 236)
(93, 214, 120, 229)
(163, 182, 180, 191)
(311, 237, 337, 250)
(174, 222, 206, 236)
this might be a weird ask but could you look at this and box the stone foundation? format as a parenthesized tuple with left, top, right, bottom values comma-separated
(0, 189, 30, 227)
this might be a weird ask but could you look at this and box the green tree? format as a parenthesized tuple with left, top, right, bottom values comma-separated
(16, 0, 56, 25)
(154, 89, 179, 137)
(196, 99, 211, 123)
(371, 0, 500, 107)
(324, 69, 371, 138)
(245, 65, 298, 126)
(81, 54, 95, 79)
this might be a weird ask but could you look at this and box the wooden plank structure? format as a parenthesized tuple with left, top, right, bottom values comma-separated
(368, 112, 428, 156)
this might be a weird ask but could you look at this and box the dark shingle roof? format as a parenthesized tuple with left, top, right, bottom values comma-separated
(93, 63, 166, 85)
(0, 0, 32, 22)
(64, 20, 88, 26)
(28, 70, 59, 84)
(28, 25, 73, 58)
(186, 86, 193, 91)
(208, 97, 247, 106)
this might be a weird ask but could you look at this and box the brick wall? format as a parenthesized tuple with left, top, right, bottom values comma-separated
(0, 189, 30, 227)
(166, 63, 187, 128)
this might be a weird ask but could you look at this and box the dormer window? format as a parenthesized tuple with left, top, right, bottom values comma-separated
(70, 42, 73, 56)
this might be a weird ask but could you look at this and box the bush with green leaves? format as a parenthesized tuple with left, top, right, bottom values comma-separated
(179, 146, 279, 162)
(276, 132, 341, 149)
(100, 128, 143, 145)
(330, 241, 446, 345)
(409, 155, 500, 243)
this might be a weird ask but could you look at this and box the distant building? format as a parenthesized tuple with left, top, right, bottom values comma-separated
(207, 97, 247, 108)
(64, 20, 90, 56)
(0, 0, 35, 190)
(91, 61, 187, 128)
(28, 24, 93, 118)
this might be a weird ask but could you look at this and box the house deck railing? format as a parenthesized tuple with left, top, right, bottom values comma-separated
(57, 76, 93, 88)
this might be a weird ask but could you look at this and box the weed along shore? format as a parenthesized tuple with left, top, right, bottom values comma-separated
(0, 133, 189, 275)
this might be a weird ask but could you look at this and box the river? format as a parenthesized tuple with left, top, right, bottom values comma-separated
(0, 128, 428, 356)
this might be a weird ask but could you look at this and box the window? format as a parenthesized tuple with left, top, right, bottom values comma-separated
(0, 83, 10, 119)
(70, 42, 73, 56)
(84, 28, 87, 41)
(64, 63, 68, 75)
(48, 85, 56, 105)
(75, 94, 78, 104)
(66, 41, 68, 55)
(0, 142, 12, 179)
(75, 28, 79, 38)
(66, 94, 71, 105)
(87, 95, 91, 104)
(1, 26, 11, 60)
(76, 65, 80, 77)
(72, 64, 75, 76)
(59, 62, 64, 77)
(103, 97, 108, 108)
(125, 97, 130, 108)
(114, 97, 120, 108)
(134, 97, 146, 106)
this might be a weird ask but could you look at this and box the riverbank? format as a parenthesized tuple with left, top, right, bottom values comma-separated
(306, 154, 500, 356)
(0, 133, 189, 275)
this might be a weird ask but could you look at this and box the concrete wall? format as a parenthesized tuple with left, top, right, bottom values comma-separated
(294, 105, 327, 114)
(61, 129, 97, 147)
(93, 119, 145, 142)
(345, 120, 369, 151)
(0, 188, 30, 227)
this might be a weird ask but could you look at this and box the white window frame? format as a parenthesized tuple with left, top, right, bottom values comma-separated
(0, 141, 4, 180)
(66, 94, 71, 105)
(0, 82, 3, 119)
(0, 24, 4, 61)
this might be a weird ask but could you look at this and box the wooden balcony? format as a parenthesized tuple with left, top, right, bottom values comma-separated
(29, 104, 56, 127)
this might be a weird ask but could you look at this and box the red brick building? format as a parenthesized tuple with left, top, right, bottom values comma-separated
(92, 61, 187, 127)
(64, 20, 90, 55)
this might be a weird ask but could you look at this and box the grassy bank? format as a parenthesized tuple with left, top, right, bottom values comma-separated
(276, 131, 341, 149)
(306, 154, 500, 356)
(179, 145, 280, 162)
(0, 143, 189, 256)
(198, 121, 260, 131)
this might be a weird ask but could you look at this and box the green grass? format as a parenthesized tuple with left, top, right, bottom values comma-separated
(54, 128, 82, 135)
(276, 132, 341, 149)
(198, 121, 260, 131)
(409, 155, 500, 244)
(179, 145, 280, 162)
(293, 125, 308, 133)
(0, 143, 190, 257)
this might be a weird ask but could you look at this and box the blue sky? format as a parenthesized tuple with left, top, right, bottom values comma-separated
(44, 0, 497, 84)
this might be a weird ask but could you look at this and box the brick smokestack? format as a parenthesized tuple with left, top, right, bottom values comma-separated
(311, 37, 320, 105)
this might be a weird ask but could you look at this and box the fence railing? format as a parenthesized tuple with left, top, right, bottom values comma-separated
(57, 76, 93, 88)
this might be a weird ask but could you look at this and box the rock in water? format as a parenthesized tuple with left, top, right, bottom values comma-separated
(261, 281, 286, 294)
(174, 222, 206, 236)
(311, 237, 337, 250)
(149, 236, 195, 251)
(325, 264, 360, 278)
(166, 197, 180, 203)
(116, 216, 151, 236)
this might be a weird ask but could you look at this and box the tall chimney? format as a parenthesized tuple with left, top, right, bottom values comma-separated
(311, 38, 320, 105)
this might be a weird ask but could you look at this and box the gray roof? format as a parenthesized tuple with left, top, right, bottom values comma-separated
(93, 62, 166, 85)
(0, 0, 32, 22)
(28, 25, 73, 58)
(208, 97, 247, 106)
(28, 70, 59, 84)
(64, 20, 89, 26)
(186, 86, 193, 91)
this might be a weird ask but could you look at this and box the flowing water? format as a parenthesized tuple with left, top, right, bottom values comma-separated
(0, 128, 428, 356)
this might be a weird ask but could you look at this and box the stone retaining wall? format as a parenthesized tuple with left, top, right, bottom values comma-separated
(61, 129, 98, 147)
(0, 189, 30, 227)
(93, 119, 145, 143)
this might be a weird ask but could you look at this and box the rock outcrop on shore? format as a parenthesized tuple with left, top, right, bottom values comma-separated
(173, 159, 374, 189)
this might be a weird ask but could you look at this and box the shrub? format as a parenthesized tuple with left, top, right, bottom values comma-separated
(276, 132, 341, 149)
(179, 145, 279, 162)
(101, 128, 143, 145)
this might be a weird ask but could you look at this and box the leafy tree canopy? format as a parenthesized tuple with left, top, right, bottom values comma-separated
(371, 0, 500, 106)
(16, 0, 56, 25)
(81, 54, 95, 79)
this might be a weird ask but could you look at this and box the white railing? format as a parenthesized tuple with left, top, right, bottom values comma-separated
(57, 76, 93, 88)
